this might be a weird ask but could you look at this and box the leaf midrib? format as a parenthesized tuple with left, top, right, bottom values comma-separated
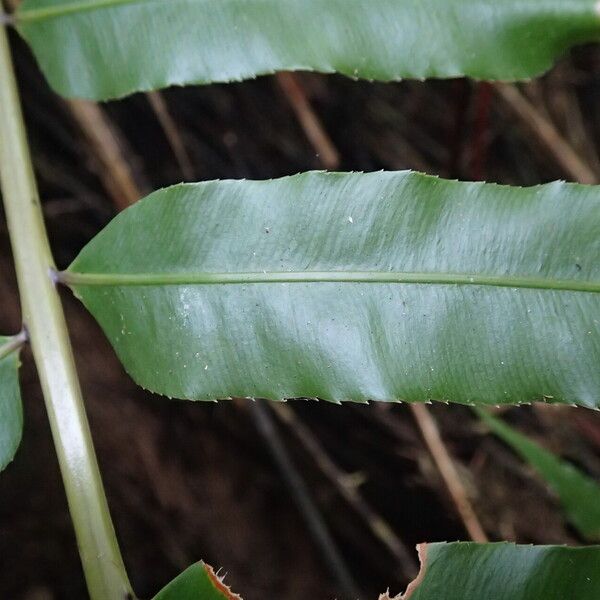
(61, 270, 600, 294)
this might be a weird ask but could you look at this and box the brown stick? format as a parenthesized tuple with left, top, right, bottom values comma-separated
(494, 83, 597, 184)
(146, 91, 195, 180)
(276, 72, 341, 170)
(272, 403, 418, 579)
(68, 99, 143, 210)
(470, 82, 493, 181)
(409, 404, 488, 543)
(247, 401, 361, 600)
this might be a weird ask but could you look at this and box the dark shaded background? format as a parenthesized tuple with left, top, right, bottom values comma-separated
(2, 29, 600, 600)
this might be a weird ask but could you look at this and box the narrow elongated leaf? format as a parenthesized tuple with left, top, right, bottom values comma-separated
(153, 562, 241, 600)
(476, 408, 600, 540)
(64, 171, 600, 406)
(15, 0, 600, 100)
(405, 542, 600, 600)
(0, 335, 24, 471)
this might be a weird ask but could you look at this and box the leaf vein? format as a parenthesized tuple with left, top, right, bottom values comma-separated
(60, 271, 600, 294)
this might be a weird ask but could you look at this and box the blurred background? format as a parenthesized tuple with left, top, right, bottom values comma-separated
(2, 28, 600, 600)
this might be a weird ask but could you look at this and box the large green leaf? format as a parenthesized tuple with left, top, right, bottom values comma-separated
(476, 408, 600, 541)
(14, 0, 600, 100)
(404, 542, 600, 600)
(63, 171, 600, 406)
(153, 562, 241, 600)
(0, 335, 24, 471)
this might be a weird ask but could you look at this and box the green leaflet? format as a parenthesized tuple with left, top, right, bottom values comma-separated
(476, 409, 600, 541)
(153, 562, 240, 600)
(14, 0, 600, 100)
(406, 543, 600, 600)
(0, 334, 24, 471)
(65, 171, 600, 406)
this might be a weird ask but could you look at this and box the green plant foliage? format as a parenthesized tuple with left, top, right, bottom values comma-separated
(406, 542, 600, 600)
(153, 562, 240, 600)
(476, 408, 600, 541)
(63, 171, 600, 405)
(14, 0, 600, 100)
(0, 335, 23, 471)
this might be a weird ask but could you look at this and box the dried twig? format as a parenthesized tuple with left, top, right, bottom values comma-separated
(470, 82, 494, 180)
(68, 99, 144, 210)
(247, 401, 361, 600)
(146, 91, 195, 180)
(373, 405, 488, 543)
(276, 72, 341, 170)
(409, 404, 488, 543)
(494, 83, 597, 184)
(272, 403, 418, 579)
(547, 82, 600, 175)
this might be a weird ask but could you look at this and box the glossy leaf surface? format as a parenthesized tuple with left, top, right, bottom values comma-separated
(407, 542, 600, 600)
(0, 335, 23, 471)
(15, 0, 600, 100)
(153, 562, 241, 600)
(476, 409, 600, 541)
(65, 171, 600, 405)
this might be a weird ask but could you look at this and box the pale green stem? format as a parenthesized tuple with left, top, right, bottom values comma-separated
(0, 15, 133, 600)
